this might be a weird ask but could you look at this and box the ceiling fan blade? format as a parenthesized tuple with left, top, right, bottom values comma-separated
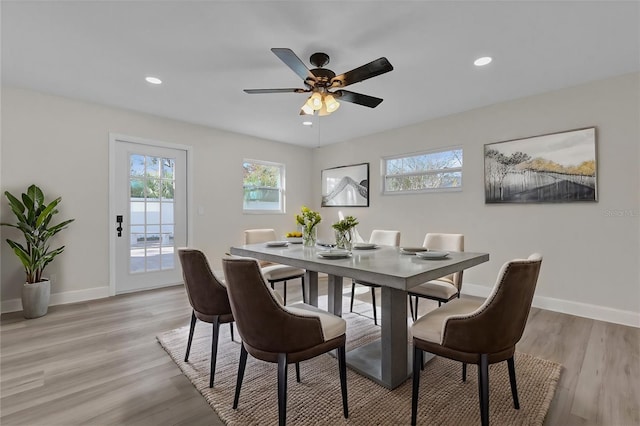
(244, 88, 307, 94)
(331, 57, 393, 88)
(271, 48, 317, 83)
(335, 90, 383, 108)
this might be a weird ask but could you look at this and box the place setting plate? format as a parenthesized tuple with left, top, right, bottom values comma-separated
(352, 243, 378, 250)
(265, 241, 289, 247)
(317, 249, 352, 259)
(415, 250, 450, 259)
(400, 247, 429, 255)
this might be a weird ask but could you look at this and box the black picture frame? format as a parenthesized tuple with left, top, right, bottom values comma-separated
(321, 163, 369, 207)
(484, 127, 597, 203)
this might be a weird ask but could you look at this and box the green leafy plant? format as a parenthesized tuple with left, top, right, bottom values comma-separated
(295, 206, 322, 229)
(332, 215, 359, 233)
(1, 185, 74, 283)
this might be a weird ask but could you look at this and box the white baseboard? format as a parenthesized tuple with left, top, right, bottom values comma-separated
(462, 283, 640, 328)
(4, 282, 638, 328)
(1, 286, 110, 314)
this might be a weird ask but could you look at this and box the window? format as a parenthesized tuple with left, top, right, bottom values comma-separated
(383, 147, 463, 194)
(243, 159, 285, 213)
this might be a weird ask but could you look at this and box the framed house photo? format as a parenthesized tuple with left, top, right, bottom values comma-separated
(321, 163, 369, 207)
(484, 127, 597, 203)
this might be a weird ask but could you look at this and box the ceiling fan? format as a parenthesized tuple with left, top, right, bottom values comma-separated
(244, 48, 393, 116)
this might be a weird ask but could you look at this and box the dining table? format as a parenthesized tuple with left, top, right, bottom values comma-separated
(230, 242, 489, 389)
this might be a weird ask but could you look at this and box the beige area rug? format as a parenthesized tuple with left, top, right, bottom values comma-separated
(157, 312, 561, 425)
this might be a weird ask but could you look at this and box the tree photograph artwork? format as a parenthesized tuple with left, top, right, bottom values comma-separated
(484, 127, 597, 203)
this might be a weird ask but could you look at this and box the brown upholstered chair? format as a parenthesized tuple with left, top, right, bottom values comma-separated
(410, 254, 543, 426)
(244, 229, 306, 304)
(178, 248, 235, 388)
(222, 257, 348, 426)
(408, 233, 464, 320)
(349, 230, 401, 325)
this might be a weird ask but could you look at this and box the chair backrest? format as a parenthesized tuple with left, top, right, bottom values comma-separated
(369, 230, 401, 246)
(178, 248, 232, 317)
(442, 254, 543, 354)
(244, 228, 277, 244)
(423, 233, 464, 288)
(222, 257, 325, 357)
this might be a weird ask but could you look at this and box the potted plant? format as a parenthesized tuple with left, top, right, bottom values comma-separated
(1, 184, 74, 318)
(295, 206, 321, 247)
(332, 215, 359, 251)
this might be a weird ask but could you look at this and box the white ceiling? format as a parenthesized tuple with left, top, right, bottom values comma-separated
(2, 1, 639, 147)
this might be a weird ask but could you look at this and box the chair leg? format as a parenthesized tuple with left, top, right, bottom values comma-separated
(338, 344, 349, 419)
(438, 300, 442, 307)
(371, 287, 378, 325)
(411, 345, 422, 425)
(507, 356, 520, 409)
(233, 344, 248, 409)
(420, 349, 425, 371)
(414, 297, 419, 320)
(301, 276, 306, 304)
(295, 362, 301, 383)
(277, 353, 288, 426)
(230, 323, 235, 342)
(209, 316, 221, 388)
(478, 354, 489, 426)
(184, 310, 197, 362)
(462, 362, 467, 382)
(350, 282, 356, 312)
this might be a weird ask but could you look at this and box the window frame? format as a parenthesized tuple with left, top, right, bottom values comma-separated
(242, 158, 286, 214)
(381, 146, 463, 195)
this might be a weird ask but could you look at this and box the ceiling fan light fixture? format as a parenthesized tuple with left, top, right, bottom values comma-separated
(324, 94, 340, 112)
(308, 92, 323, 110)
(300, 103, 314, 115)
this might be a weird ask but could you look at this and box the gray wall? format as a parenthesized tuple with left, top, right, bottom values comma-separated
(1, 87, 313, 303)
(2, 73, 639, 325)
(313, 72, 640, 321)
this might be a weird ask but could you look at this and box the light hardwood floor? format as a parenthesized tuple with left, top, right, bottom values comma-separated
(1, 280, 638, 425)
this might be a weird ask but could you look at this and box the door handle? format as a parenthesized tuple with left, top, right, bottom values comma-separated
(116, 215, 123, 237)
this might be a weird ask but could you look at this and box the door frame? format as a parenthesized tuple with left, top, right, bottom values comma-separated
(108, 133, 194, 296)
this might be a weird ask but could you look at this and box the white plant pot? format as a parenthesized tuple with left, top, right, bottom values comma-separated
(22, 279, 50, 319)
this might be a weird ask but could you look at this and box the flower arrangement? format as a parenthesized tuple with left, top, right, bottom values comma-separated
(332, 215, 359, 250)
(296, 206, 321, 246)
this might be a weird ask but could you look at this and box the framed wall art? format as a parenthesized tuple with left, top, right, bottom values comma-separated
(484, 127, 597, 203)
(321, 163, 369, 207)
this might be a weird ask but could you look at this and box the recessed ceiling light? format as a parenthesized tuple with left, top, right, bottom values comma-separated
(474, 57, 492, 67)
(302, 121, 313, 126)
(145, 76, 162, 85)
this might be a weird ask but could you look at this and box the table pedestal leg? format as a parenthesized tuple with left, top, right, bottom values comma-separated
(327, 275, 343, 317)
(304, 271, 318, 307)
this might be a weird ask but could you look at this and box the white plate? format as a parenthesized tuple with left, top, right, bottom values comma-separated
(352, 243, 378, 250)
(317, 250, 352, 259)
(416, 250, 450, 259)
(286, 237, 303, 244)
(265, 241, 289, 247)
(400, 247, 428, 255)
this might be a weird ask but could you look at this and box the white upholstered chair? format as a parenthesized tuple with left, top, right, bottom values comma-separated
(349, 230, 401, 325)
(408, 233, 464, 320)
(244, 229, 306, 304)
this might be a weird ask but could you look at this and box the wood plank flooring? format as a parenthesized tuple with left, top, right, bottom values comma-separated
(1, 280, 638, 425)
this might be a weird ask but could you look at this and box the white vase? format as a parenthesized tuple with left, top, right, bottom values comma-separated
(22, 279, 50, 319)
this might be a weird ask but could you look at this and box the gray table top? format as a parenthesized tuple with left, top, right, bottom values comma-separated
(230, 243, 489, 291)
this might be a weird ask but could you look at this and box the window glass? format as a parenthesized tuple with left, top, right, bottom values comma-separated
(243, 160, 285, 213)
(383, 148, 463, 193)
